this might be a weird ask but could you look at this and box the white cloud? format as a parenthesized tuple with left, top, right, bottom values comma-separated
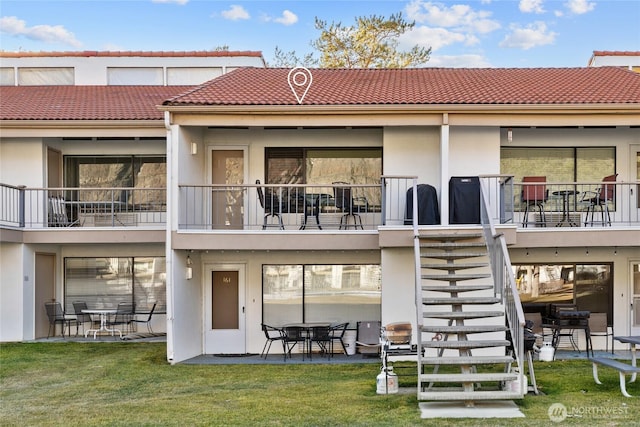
(221, 5, 250, 21)
(405, 1, 500, 34)
(151, 0, 189, 5)
(274, 10, 298, 26)
(499, 21, 556, 50)
(425, 54, 492, 68)
(564, 0, 596, 14)
(0, 16, 82, 47)
(519, 0, 545, 14)
(401, 26, 474, 52)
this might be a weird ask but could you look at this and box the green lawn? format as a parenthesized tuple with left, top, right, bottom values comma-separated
(1, 342, 638, 426)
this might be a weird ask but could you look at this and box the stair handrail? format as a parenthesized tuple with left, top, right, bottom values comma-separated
(479, 178, 526, 395)
(409, 178, 422, 384)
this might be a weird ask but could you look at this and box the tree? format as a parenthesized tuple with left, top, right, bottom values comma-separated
(270, 46, 317, 68)
(312, 13, 431, 68)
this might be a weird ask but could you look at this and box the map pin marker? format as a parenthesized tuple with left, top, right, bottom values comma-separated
(287, 67, 312, 104)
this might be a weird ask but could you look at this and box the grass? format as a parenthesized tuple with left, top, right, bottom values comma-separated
(1, 342, 639, 426)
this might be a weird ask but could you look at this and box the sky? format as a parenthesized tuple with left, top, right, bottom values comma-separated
(0, 0, 638, 68)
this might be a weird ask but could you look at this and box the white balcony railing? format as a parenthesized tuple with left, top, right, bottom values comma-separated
(0, 185, 166, 229)
(3, 179, 638, 231)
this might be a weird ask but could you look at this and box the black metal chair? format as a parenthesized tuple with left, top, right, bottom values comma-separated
(329, 322, 350, 356)
(72, 301, 96, 335)
(44, 302, 79, 338)
(130, 303, 157, 334)
(283, 326, 307, 361)
(256, 180, 284, 229)
(108, 302, 135, 335)
(260, 324, 285, 359)
(308, 326, 332, 359)
(332, 182, 363, 229)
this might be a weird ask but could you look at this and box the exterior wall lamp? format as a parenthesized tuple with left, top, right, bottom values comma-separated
(186, 255, 193, 280)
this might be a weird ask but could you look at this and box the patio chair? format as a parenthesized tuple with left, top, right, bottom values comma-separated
(329, 322, 350, 356)
(130, 302, 157, 334)
(108, 302, 135, 335)
(72, 301, 96, 335)
(308, 325, 331, 359)
(589, 312, 613, 354)
(583, 174, 618, 226)
(45, 302, 79, 338)
(260, 324, 285, 359)
(356, 321, 382, 356)
(283, 326, 307, 361)
(48, 196, 79, 227)
(256, 180, 284, 229)
(521, 176, 548, 227)
(333, 182, 364, 230)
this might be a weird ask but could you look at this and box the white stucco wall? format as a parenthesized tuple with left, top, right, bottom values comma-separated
(0, 139, 45, 186)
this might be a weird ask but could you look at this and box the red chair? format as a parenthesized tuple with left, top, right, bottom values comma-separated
(521, 176, 548, 227)
(584, 174, 618, 226)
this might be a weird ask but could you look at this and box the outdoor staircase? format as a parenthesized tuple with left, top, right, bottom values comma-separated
(416, 231, 523, 407)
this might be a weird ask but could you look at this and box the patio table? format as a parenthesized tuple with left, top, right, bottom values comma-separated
(614, 336, 640, 382)
(283, 322, 332, 358)
(82, 309, 122, 340)
(551, 189, 580, 227)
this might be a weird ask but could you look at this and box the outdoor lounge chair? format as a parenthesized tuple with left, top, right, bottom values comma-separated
(356, 320, 381, 356)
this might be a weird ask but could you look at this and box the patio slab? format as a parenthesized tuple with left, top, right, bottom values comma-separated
(419, 400, 525, 419)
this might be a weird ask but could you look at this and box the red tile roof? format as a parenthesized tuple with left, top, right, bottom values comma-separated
(0, 50, 263, 58)
(0, 86, 194, 121)
(163, 67, 640, 106)
(592, 51, 640, 57)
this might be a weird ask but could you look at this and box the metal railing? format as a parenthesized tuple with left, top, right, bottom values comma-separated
(178, 182, 387, 231)
(513, 180, 639, 228)
(0, 184, 166, 228)
(480, 179, 525, 395)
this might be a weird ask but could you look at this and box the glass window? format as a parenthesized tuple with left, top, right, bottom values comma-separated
(18, 67, 74, 85)
(266, 148, 382, 185)
(65, 155, 166, 207)
(262, 264, 381, 326)
(501, 147, 615, 183)
(107, 67, 163, 85)
(515, 263, 613, 324)
(64, 257, 165, 313)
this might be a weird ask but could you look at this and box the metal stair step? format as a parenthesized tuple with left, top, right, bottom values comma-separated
(419, 233, 483, 241)
(423, 297, 501, 305)
(418, 390, 523, 401)
(424, 311, 504, 319)
(421, 325, 508, 334)
(420, 372, 517, 383)
(420, 355, 515, 365)
(422, 340, 510, 349)
(421, 252, 486, 260)
(422, 274, 491, 281)
(420, 242, 486, 249)
(422, 262, 489, 271)
(422, 284, 494, 292)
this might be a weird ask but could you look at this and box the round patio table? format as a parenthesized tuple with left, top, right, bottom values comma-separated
(82, 309, 122, 340)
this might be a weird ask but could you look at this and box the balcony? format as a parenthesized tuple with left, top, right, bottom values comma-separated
(0, 185, 166, 229)
(2, 178, 638, 233)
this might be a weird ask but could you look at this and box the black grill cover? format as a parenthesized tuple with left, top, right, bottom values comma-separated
(405, 184, 440, 225)
(449, 176, 480, 224)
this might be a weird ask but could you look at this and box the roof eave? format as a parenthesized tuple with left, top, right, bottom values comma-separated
(0, 119, 167, 138)
(158, 103, 640, 114)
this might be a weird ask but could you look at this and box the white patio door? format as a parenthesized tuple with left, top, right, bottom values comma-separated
(631, 262, 640, 336)
(204, 264, 246, 354)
